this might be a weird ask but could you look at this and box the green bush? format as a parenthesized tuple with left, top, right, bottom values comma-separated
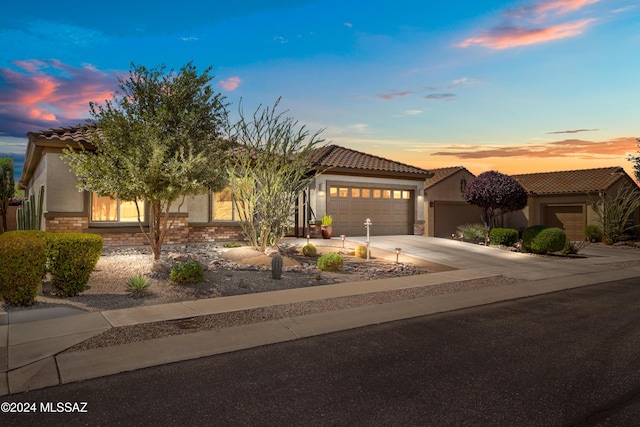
(522, 225, 549, 252)
(456, 223, 486, 240)
(170, 261, 204, 284)
(317, 253, 343, 271)
(584, 225, 602, 242)
(301, 243, 317, 257)
(489, 228, 519, 246)
(354, 245, 369, 258)
(529, 227, 567, 254)
(47, 233, 104, 297)
(602, 237, 614, 245)
(0, 233, 46, 305)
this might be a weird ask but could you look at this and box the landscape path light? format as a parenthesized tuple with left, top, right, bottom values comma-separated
(306, 234, 310, 245)
(395, 248, 401, 263)
(340, 234, 346, 248)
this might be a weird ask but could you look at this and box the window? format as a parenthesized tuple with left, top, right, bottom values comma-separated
(351, 188, 361, 198)
(361, 188, 371, 198)
(213, 188, 234, 220)
(393, 190, 402, 199)
(382, 190, 391, 199)
(91, 193, 144, 223)
(329, 187, 338, 197)
(339, 187, 349, 197)
(402, 191, 411, 200)
(373, 189, 381, 198)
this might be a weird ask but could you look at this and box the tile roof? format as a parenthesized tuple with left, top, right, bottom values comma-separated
(27, 125, 99, 144)
(424, 166, 472, 188)
(511, 166, 632, 194)
(311, 145, 432, 177)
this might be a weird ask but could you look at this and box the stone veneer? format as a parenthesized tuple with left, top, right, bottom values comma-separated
(44, 214, 245, 246)
(413, 220, 425, 236)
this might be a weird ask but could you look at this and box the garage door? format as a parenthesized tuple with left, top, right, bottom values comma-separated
(433, 201, 482, 238)
(543, 205, 585, 241)
(327, 186, 413, 236)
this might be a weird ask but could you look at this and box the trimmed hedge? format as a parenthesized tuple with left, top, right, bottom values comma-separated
(529, 227, 567, 254)
(585, 225, 602, 242)
(47, 233, 104, 297)
(489, 228, 519, 246)
(0, 233, 46, 306)
(522, 225, 549, 252)
(317, 253, 343, 271)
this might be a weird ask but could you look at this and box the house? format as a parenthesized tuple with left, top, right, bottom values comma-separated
(18, 126, 433, 246)
(506, 166, 640, 240)
(422, 166, 480, 237)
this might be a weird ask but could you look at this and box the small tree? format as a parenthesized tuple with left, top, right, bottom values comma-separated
(228, 99, 325, 251)
(590, 183, 640, 242)
(64, 62, 230, 260)
(463, 171, 528, 237)
(0, 157, 15, 233)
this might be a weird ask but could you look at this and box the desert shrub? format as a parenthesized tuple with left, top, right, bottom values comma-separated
(301, 243, 317, 257)
(317, 253, 343, 271)
(126, 274, 151, 298)
(354, 245, 369, 258)
(522, 225, 549, 252)
(584, 225, 602, 242)
(223, 242, 243, 248)
(489, 228, 519, 246)
(456, 223, 486, 240)
(47, 233, 104, 297)
(561, 239, 589, 255)
(529, 227, 567, 254)
(0, 233, 46, 305)
(602, 237, 614, 245)
(170, 261, 204, 284)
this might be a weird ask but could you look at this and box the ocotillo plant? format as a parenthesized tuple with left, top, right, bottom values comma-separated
(17, 186, 44, 230)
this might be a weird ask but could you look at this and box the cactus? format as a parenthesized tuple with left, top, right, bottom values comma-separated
(271, 253, 283, 280)
(18, 186, 45, 230)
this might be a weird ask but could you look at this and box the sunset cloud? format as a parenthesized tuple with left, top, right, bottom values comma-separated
(218, 76, 241, 91)
(459, 0, 599, 49)
(431, 137, 637, 159)
(0, 59, 119, 137)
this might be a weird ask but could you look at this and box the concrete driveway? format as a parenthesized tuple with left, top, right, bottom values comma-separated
(353, 235, 640, 282)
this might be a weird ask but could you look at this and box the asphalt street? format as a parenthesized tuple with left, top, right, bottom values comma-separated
(3, 278, 640, 426)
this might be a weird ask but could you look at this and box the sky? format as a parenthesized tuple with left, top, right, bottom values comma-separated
(1, 0, 639, 182)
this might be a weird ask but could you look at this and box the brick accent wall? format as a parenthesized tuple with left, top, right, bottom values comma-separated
(413, 220, 425, 236)
(44, 214, 245, 246)
(46, 216, 89, 233)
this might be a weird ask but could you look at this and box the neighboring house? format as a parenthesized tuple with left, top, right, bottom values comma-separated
(18, 126, 433, 246)
(422, 166, 480, 237)
(506, 166, 640, 240)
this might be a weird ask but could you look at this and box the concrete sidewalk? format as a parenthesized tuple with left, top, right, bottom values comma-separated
(1, 238, 639, 396)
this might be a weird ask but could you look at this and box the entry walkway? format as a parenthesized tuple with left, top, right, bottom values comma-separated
(1, 236, 639, 396)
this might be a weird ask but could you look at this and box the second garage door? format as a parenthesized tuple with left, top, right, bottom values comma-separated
(327, 186, 413, 236)
(543, 204, 585, 241)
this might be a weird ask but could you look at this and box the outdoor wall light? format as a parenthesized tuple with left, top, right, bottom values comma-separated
(318, 183, 325, 197)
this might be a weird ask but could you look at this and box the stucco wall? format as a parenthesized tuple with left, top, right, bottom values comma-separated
(423, 169, 478, 237)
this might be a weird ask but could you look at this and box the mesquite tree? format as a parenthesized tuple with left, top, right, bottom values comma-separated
(64, 62, 230, 260)
(463, 171, 528, 236)
(228, 99, 325, 251)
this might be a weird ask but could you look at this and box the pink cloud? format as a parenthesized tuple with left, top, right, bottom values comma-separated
(218, 77, 241, 91)
(458, 19, 595, 49)
(0, 59, 120, 137)
(460, 0, 599, 49)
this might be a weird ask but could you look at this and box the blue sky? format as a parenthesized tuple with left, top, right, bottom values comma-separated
(1, 0, 639, 181)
